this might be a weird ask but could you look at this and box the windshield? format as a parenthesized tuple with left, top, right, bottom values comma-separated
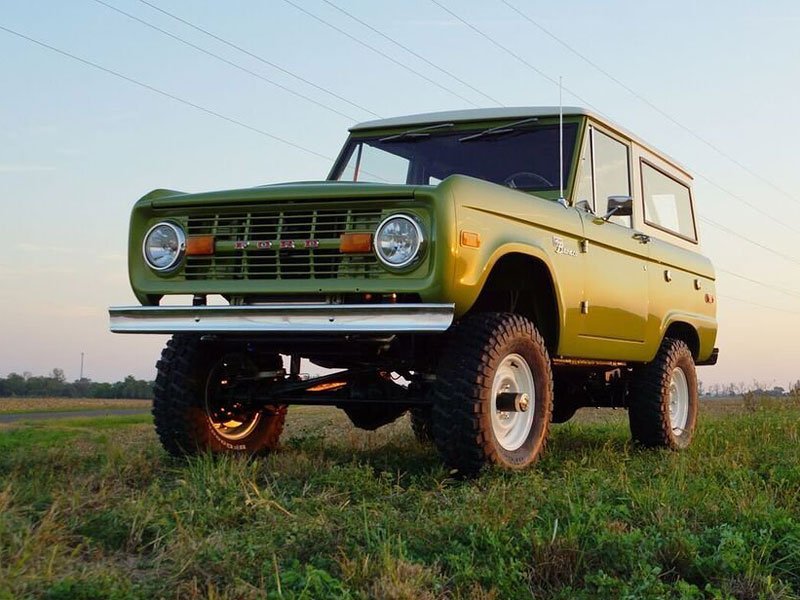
(331, 122, 577, 192)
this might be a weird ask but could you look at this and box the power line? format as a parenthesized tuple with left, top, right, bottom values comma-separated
(321, 0, 504, 107)
(0, 24, 332, 162)
(498, 0, 800, 235)
(7, 11, 800, 298)
(699, 216, 800, 266)
(718, 293, 800, 316)
(429, 0, 597, 111)
(97, 2, 800, 275)
(693, 170, 800, 236)
(500, 0, 800, 209)
(136, 0, 381, 118)
(432, 0, 800, 237)
(91, 0, 359, 122)
(282, 0, 480, 108)
(717, 267, 800, 301)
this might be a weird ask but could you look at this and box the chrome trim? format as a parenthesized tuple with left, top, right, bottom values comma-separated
(109, 303, 455, 334)
(373, 214, 425, 270)
(142, 222, 186, 272)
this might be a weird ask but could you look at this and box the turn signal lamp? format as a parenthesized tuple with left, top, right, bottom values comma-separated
(340, 232, 373, 253)
(186, 235, 215, 256)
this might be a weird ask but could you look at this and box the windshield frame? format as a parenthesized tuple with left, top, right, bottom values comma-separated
(327, 116, 586, 199)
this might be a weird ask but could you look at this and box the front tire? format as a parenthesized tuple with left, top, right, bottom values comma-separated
(430, 313, 553, 475)
(152, 335, 286, 457)
(629, 338, 698, 449)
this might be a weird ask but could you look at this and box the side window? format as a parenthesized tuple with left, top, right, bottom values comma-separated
(593, 130, 631, 227)
(572, 127, 632, 226)
(641, 161, 697, 241)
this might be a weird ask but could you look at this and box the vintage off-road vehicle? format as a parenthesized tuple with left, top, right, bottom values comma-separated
(110, 107, 718, 474)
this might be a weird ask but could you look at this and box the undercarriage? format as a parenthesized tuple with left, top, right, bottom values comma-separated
(138, 308, 700, 475)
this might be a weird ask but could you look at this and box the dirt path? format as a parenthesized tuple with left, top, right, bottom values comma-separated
(0, 408, 151, 423)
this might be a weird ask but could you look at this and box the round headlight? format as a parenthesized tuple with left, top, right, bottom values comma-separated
(374, 214, 424, 269)
(143, 222, 185, 272)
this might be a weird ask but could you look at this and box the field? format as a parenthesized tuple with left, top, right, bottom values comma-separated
(0, 398, 798, 599)
(0, 398, 151, 414)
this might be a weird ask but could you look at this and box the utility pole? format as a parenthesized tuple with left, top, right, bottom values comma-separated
(80, 352, 84, 380)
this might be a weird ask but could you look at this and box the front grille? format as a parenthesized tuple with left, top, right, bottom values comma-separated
(185, 207, 383, 280)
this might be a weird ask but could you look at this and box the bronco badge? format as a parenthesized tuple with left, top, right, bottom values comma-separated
(552, 236, 577, 257)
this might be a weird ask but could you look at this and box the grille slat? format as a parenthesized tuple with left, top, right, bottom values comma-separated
(185, 207, 383, 280)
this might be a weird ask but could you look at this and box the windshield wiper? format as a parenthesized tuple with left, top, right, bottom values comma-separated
(379, 122, 455, 142)
(458, 117, 540, 142)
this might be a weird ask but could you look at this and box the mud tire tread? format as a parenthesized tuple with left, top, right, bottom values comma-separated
(629, 338, 697, 450)
(429, 313, 553, 476)
(152, 335, 285, 457)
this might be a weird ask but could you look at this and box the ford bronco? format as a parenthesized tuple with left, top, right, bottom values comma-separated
(110, 107, 718, 475)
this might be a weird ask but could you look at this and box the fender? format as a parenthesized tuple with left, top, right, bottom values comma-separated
(658, 311, 718, 363)
(452, 242, 567, 333)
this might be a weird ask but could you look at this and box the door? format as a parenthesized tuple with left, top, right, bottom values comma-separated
(575, 126, 649, 347)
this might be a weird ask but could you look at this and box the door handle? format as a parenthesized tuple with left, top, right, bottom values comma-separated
(632, 232, 651, 244)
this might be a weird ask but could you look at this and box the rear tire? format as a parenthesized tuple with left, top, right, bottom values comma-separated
(430, 313, 553, 475)
(629, 338, 698, 449)
(152, 335, 286, 456)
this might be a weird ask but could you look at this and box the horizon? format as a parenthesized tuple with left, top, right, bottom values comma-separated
(1, 368, 798, 397)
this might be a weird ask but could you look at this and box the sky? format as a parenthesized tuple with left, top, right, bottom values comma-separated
(1, 0, 799, 388)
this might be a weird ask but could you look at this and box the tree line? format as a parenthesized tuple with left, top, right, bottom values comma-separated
(2, 369, 799, 402)
(0, 369, 153, 399)
(700, 380, 800, 398)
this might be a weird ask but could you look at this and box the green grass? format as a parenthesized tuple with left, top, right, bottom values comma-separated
(0, 406, 148, 416)
(0, 400, 798, 599)
(0, 398, 151, 415)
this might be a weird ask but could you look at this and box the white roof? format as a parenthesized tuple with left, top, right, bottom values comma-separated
(350, 106, 593, 131)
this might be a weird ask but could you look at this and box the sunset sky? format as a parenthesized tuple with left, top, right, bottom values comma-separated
(2, 1, 799, 388)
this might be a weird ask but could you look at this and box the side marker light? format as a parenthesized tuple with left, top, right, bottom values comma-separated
(460, 230, 481, 248)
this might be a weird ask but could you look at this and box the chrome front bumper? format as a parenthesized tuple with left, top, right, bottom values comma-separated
(109, 303, 455, 334)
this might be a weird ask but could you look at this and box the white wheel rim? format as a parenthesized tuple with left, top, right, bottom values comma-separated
(669, 367, 689, 434)
(490, 353, 535, 451)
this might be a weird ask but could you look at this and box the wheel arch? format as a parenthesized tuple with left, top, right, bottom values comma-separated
(465, 251, 561, 354)
(662, 320, 700, 359)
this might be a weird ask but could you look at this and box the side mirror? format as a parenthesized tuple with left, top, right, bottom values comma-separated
(603, 195, 632, 221)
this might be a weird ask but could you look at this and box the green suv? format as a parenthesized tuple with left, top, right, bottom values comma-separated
(110, 107, 718, 475)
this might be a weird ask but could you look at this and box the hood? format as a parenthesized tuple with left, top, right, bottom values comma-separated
(142, 180, 427, 209)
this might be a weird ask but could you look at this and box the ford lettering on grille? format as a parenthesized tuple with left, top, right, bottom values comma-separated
(184, 206, 383, 280)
